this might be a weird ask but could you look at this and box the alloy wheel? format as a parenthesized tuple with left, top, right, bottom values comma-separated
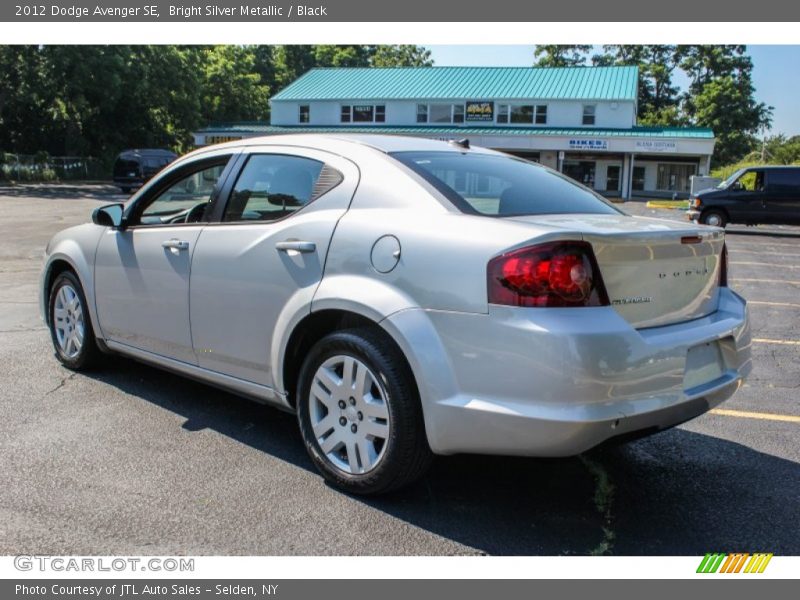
(307, 354, 391, 474)
(53, 283, 85, 359)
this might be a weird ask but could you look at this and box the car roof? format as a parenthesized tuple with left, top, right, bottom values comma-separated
(117, 149, 177, 158)
(746, 165, 800, 170)
(191, 133, 501, 157)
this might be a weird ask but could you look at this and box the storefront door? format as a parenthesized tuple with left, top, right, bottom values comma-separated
(563, 160, 595, 188)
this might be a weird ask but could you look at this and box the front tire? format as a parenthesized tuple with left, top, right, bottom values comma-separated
(48, 271, 101, 370)
(700, 209, 727, 227)
(296, 328, 432, 495)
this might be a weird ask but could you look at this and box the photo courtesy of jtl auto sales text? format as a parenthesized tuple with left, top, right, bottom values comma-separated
(0, 0, 798, 597)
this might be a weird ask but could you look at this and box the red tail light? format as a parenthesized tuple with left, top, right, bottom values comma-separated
(719, 243, 728, 287)
(487, 241, 610, 307)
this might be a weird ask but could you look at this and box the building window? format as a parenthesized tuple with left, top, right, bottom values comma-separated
(341, 104, 385, 124)
(657, 163, 696, 192)
(299, 105, 310, 123)
(606, 165, 621, 192)
(497, 104, 509, 124)
(430, 104, 453, 123)
(583, 105, 596, 126)
(632, 166, 645, 191)
(511, 105, 534, 124)
(353, 105, 374, 122)
(417, 103, 466, 124)
(496, 104, 547, 125)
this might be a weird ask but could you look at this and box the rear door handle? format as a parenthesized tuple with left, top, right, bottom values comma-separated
(276, 240, 316, 253)
(162, 239, 190, 251)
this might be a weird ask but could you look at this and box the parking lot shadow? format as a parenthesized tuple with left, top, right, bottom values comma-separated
(725, 227, 800, 239)
(88, 356, 799, 556)
(0, 184, 126, 201)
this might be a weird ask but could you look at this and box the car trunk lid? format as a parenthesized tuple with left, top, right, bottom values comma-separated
(505, 214, 726, 328)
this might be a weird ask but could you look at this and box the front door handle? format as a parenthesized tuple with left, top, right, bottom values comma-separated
(276, 240, 316, 253)
(162, 239, 190, 251)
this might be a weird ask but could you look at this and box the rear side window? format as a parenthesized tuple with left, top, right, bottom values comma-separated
(223, 154, 342, 222)
(391, 151, 621, 216)
(767, 169, 800, 192)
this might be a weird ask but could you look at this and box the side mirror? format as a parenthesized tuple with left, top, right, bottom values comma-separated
(731, 181, 743, 191)
(92, 203, 125, 229)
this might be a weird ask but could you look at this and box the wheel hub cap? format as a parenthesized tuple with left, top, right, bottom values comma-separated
(308, 355, 391, 475)
(53, 284, 84, 359)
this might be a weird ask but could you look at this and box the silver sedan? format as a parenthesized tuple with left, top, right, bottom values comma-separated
(40, 134, 751, 494)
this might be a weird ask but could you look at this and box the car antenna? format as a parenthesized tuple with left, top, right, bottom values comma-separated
(449, 138, 470, 150)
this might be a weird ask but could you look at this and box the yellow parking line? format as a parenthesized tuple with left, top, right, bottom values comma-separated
(752, 338, 800, 345)
(749, 300, 800, 309)
(731, 261, 799, 269)
(710, 408, 800, 423)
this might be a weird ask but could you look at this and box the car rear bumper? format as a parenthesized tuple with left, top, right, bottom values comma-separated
(389, 287, 751, 456)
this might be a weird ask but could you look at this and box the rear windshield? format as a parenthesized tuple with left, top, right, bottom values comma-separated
(391, 151, 621, 217)
(143, 156, 174, 168)
(114, 158, 140, 175)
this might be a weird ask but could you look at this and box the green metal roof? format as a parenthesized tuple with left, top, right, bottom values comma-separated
(270, 66, 639, 102)
(198, 123, 714, 139)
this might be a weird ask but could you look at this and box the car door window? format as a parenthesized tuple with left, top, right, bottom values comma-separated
(734, 170, 765, 192)
(134, 162, 228, 226)
(223, 154, 341, 222)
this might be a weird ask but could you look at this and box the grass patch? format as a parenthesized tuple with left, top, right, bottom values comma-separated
(646, 200, 689, 210)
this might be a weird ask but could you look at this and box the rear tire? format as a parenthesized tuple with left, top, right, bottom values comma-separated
(296, 328, 432, 495)
(700, 209, 727, 227)
(48, 271, 102, 370)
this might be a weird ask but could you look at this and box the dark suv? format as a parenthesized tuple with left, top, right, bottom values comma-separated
(688, 166, 800, 227)
(113, 149, 177, 193)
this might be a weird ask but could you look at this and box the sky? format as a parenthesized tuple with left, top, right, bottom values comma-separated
(428, 45, 800, 137)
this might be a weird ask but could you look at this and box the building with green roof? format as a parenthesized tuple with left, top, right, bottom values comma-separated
(193, 66, 716, 198)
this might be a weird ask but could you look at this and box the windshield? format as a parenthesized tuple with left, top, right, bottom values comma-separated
(718, 168, 747, 189)
(391, 151, 622, 217)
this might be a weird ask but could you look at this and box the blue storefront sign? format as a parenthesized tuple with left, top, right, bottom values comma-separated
(569, 139, 608, 150)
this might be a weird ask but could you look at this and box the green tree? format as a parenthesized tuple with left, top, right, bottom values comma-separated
(370, 45, 433, 67)
(533, 45, 592, 67)
(199, 46, 270, 124)
(593, 45, 684, 125)
(679, 46, 771, 164)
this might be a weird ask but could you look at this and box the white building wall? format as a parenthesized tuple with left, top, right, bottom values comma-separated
(270, 98, 637, 128)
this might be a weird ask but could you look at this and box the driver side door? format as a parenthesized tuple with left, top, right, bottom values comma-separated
(94, 153, 236, 363)
(727, 169, 767, 224)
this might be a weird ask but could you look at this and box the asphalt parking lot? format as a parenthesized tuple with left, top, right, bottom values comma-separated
(0, 184, 798, 556)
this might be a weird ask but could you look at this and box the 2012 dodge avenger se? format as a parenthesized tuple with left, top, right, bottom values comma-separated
(40, 134, 751, 494)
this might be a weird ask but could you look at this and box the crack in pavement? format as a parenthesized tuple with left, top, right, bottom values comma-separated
(46, 372, 76, 395)
(579, 455, 616, 556)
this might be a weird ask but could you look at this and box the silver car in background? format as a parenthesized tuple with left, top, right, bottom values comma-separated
(40, 134, 751, 494)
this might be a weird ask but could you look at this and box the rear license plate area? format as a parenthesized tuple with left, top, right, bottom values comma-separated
(683, 341, 725, 391)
